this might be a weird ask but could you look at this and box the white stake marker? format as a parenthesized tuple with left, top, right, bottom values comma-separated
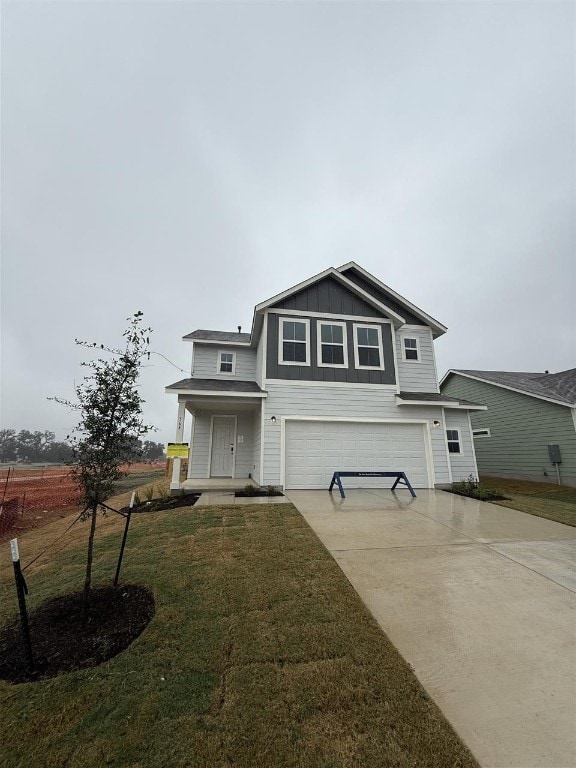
(10, 538, 19, 562)
(129, 492, 136, 509)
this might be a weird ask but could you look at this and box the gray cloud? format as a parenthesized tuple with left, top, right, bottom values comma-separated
(1, 1, 574, 444)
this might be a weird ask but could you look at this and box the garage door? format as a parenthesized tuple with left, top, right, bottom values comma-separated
(285, 421, 430, 490)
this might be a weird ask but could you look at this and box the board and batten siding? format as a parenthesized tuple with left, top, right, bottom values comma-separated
(192, 344, 257, 381)
(443, 409, 478, 482)
(189, 411, 255, 479)
(395, 327, 439, 393)
(442, 375, 576, 486)
(266, 312, 396, 385)
(260, 381, 450, 487)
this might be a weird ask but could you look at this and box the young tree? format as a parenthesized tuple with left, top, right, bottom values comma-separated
(51, 312, 154, 604)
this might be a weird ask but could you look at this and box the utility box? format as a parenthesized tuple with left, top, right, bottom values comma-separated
(548, 444, 562, 464)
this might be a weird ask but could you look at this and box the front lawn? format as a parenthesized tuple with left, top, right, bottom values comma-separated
(0, 498, 478, 767)
(480, 476, 576, 527)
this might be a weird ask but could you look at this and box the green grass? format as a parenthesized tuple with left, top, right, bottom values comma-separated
(111, 468, 166, 496)
(480, 476, 576, 527)
(0, 499, 478, 768)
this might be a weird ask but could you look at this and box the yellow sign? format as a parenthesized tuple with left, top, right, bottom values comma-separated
(166, 443, 189, 458)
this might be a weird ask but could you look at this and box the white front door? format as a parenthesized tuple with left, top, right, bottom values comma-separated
(210, 416, 236, 477)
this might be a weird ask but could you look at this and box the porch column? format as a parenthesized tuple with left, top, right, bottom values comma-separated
(170, 401, 186, 490)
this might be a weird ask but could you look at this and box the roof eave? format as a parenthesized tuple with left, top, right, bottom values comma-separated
(441, 370, 575, 408)
(337, 261, 448, 337)
(253, 267, 407, 327)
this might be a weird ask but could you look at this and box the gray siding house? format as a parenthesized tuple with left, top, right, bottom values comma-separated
(166, 264, 485, 491)
(441, 369, 576, 487)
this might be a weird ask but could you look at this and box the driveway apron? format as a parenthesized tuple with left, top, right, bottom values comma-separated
(286, 488, 576, 768)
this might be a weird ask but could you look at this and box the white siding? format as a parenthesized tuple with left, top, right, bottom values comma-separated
(261, 381, 450, 487)
(255, 322, 265, 388)
(252, 409, 262, 484)
(189, 411, 255, 479)
(192, 345, 257, 381)
(444, 409, 478, 482)
(189, 413, 211, 478)
(395, 326, 439, 393)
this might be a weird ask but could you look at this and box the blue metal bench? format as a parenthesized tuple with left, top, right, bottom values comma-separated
(328, 471, 417, 499)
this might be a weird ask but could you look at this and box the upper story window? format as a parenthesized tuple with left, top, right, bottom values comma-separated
(279, 317, 310, 366)
(353, 324, 385, 370)
(317, 321, 348, 368)
(472, 428, 491, 438)
(218, 350, 236, 375)
(402, 337, 420, 361)
(446, 429, 461, 454)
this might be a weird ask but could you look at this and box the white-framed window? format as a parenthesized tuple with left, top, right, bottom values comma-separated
(278, 317, 310, 366)
(446, 429, 462, 454)
(218, 350, 236, 375)
(353, 324, 385, 370)
(402, 336, 420, 361)
(472, 428, 491, 438)
(317, 321, 348, 368)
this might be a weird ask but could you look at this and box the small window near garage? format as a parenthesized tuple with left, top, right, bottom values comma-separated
(402, 337, 420, 361)
(472, 428, 491, 438)
(353, 324, 385, 370)
(218, 351, 235, 374)
(318, 322, 347, 367)
(279, 318, 310, 365)
(446, 429, 461, 454)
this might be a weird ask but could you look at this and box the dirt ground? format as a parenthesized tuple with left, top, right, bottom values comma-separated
(0, 463, 166, 542)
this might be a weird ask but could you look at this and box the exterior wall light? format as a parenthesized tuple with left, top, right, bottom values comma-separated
(271, 416, 277, 423)
(432, 420, 441, 428)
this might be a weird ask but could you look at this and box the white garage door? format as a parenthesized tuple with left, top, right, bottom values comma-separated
(285, 421, 430, 490)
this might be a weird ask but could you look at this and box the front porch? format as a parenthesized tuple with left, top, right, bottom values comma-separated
(165, 377, 267, 491)
(181, 477, 259, 493)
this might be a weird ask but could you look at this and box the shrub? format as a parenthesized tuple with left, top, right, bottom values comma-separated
(143, 486, 154, 502)
(451, 475, 508, 501)
(244, 483, 257, 496)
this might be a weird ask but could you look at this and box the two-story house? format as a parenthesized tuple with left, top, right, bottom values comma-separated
(166, 263, 485, 491)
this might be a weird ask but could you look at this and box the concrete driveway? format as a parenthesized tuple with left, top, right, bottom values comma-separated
(286, 488, 576, 768)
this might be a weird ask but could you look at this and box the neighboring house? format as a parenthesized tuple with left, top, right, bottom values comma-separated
(440, 369, 576, 487)
(166, 264, 485, 491)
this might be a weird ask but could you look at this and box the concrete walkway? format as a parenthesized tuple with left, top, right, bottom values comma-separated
(286, 488, 576, 768)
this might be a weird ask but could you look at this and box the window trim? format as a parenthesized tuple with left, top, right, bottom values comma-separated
(401, 335, 421, 362)
(317, 320, 348, 369)
(472, 428, 491, 439)
(278, 317, 311, 366)
(446, 428, 462, 455)
(218, 350, 236, 375)
(353, 323, 385, 371)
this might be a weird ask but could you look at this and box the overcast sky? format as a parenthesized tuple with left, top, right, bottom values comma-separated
(1, 1, 574, 446)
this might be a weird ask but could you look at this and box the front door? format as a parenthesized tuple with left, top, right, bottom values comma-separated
(210, 416, 236, 477)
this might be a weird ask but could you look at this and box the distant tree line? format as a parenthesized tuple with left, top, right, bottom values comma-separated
(0, 430, 165, 464)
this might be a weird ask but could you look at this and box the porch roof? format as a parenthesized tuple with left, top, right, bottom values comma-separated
(165, 377, 267, 397)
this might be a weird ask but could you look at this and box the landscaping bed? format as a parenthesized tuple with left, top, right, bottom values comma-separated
(0, 584, 154, 684)
(125, 492, 199, 514)
(234, 490, 284, 498)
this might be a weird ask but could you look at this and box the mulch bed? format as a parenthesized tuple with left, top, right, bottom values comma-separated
(0, 584, 154, 684)
(125, 493, 199, 514)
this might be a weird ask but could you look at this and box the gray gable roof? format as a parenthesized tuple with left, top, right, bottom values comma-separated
(450, 369, 576, 406)
(183, 330, 251, 343)
(166, 378, 265, 393)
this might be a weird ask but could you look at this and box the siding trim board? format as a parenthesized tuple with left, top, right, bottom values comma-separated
(256, 267, 407, 326)
(337, 262, 447, 337)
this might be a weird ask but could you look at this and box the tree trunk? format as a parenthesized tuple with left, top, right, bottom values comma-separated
(83, 503, 98, 612)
